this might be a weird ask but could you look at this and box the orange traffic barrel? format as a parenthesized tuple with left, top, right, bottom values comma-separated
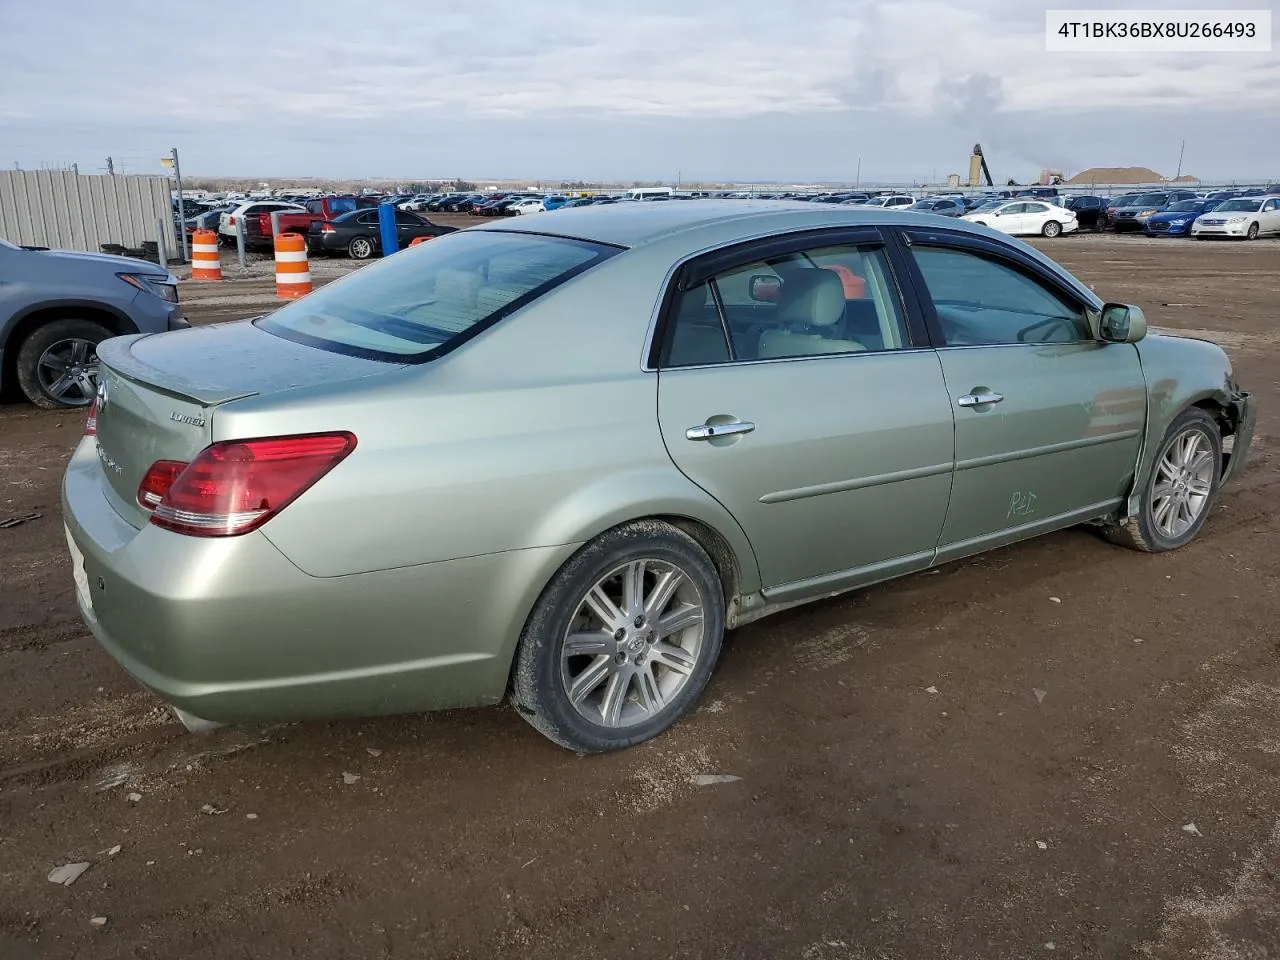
(409, 235, 432, 246)
(274, 232, 311, 299)
(191, 229, 222, 280)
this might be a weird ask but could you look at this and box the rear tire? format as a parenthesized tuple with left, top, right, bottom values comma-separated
(348, 236, 375, 260)
(510, 521, 726, 753)
(1042, 220, 1062, 238)
(15, 318, 111, 410)
(1102, 407, 1222, 553)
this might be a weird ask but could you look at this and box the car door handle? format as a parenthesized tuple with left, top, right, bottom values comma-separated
(686, 420, 756, 441)
(957, 391, 1004, 407)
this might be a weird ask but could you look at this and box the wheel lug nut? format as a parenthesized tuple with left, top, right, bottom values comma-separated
(634, 615, 645, 628)
(646, 633, 656, 644)
(613, 628, 626, 641)
(615, 652, 627, 664)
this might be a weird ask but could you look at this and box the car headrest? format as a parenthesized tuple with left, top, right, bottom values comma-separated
(777, 269, 845, 328)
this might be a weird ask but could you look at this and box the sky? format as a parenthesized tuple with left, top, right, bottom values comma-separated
(1, 0, 1276, 184)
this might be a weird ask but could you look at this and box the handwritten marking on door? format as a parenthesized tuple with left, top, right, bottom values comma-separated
(1008, 491, 1038, 519)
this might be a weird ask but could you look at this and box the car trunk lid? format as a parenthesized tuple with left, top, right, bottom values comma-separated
(92, 320, 397, 527)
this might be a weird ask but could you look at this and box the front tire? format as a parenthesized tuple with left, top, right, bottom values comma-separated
(1103, 407, 1222, 553)
(15, 318, 111, 409)
(1245, 222, 1259, 241)
(348, 236, 375, 260)
(510, 522, 726, 753)
(1042, 220, 1062, 238)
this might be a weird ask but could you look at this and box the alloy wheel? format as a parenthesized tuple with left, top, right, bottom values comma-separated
(36, 338, 98, 406)
(1150, 428, 1215, 539)
(559, 559, 706, 728)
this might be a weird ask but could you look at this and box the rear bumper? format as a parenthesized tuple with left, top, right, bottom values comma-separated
(1222, 392, 1257, 485)
(61, 439, 576, 724)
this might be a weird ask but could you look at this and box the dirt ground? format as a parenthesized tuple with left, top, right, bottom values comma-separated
(2, 232, 1278, 960)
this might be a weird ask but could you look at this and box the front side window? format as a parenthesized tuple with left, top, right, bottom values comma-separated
(259, 231, 617, 361)
(664, 242, 910, 366)
(910, 245, 1090, 347)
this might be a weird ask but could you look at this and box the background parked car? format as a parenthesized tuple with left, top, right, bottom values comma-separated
(509, 198, 546, 215)
(542, 196, 570, 211)
(1063, 195, 1107, 231)
(218, 201, 305, 246)
(1144, 199, 1221, 237)
(1110, 191, 1199, 233)
(308, 209, 456, 259)
(863, 195, 915, 209)
(0, 238, 186, 408)
(905, 198, 965, 217)
(1191, 195, 1280, 240)
(1103, 193, 1142, 227)
(962, 199, 1078, 237)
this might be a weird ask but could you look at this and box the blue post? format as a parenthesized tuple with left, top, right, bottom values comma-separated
(378, 200, 398, 256)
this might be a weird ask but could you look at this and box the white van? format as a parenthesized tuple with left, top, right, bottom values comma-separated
(625, 187, 674, 201)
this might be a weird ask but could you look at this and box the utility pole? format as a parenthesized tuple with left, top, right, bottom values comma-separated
(72, 162, 79, 175)
(171, 147, 189, 261)
(106, 156, 115, 175)
(855, 157, 861, 188)
(1175, 139, 1186, 180)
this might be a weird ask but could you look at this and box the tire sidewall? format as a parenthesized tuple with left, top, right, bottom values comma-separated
(15, 318, 111, 409)
(1043, 220, 1061, 237)
(512, 524, 725, 753)
(1136, 409, 1223, 550)
(1246, 222, 1259, 240)
(349, 237, 373, 259)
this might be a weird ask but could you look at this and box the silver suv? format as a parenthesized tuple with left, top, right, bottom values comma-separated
(0, 239, 187, 408)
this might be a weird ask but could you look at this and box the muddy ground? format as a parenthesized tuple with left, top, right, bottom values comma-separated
(2, 232, 1278, 960)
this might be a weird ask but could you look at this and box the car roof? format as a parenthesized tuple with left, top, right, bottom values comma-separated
(474, 199, 1014, 250)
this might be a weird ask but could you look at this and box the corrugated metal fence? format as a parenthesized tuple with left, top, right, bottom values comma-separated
(0, 171, 178, 255)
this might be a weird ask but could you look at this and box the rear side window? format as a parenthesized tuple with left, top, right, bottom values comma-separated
(258, 231, 618, 362)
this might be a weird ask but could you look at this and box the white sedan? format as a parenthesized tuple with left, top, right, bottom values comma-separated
(509, 198, 546, 215)
(962, 200, 1078, 238)
(1191, 196, 1280, 240)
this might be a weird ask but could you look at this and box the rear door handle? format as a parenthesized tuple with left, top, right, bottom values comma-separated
(686, 420, 756, 441)
(957, 391, 1004, 407)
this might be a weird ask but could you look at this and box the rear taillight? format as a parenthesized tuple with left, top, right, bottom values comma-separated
(137, 459, 188, 509)
(141, 432, 356, 537)
(228, 215, 237, 225)
(85, 399, 98, 436)
(321, 222, 335, 233)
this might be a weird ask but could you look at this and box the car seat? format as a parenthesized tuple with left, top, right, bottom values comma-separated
(756, 270, 866, 358)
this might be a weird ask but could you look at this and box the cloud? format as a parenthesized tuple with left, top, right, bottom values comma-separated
(0, 0, 1276, 180)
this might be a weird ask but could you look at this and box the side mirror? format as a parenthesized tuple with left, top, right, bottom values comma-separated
(749, 275, 781, 302)
(1099, 303, 1147, 343)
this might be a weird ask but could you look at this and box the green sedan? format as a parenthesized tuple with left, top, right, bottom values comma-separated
(62, 202, 1257, 752)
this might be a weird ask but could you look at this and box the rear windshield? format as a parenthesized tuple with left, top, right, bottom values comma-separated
(258, 230, 618, 362)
